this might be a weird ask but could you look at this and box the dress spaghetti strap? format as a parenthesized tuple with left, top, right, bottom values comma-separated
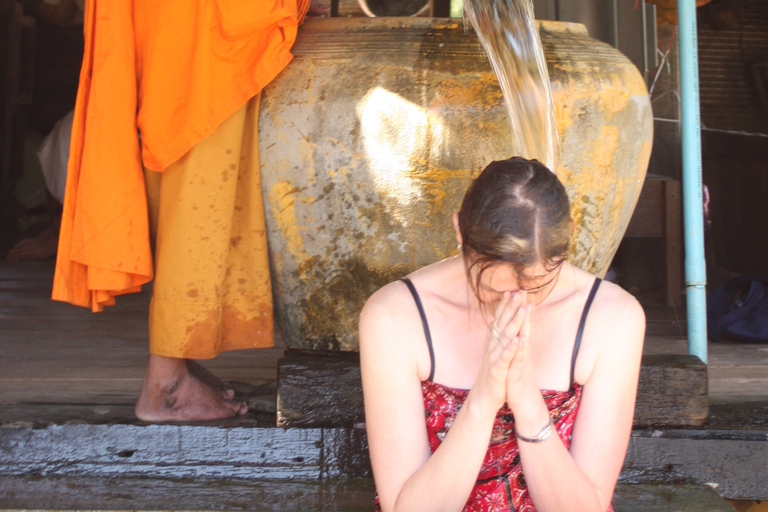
(403, 276, 600, 387)
(570, 277, 602, 386)
(402, 278, 436, 382)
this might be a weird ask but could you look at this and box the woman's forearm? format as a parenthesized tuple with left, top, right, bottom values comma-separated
(518, 435, 605, 511)
(510, 393, 607, 512)
(386, 391, 498, 512)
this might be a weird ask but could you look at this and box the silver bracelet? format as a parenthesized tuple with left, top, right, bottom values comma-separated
(516, 419, 554, 443)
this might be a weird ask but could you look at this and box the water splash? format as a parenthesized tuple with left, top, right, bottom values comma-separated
(463, 0, 559, 171)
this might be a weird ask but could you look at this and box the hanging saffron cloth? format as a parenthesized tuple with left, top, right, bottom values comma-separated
(53, 0, 310, 312)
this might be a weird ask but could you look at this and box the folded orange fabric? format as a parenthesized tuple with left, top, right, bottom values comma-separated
(53, 0, 310, 312)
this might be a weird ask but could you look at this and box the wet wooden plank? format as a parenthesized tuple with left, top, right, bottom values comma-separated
(277, 353, 710, 428)
(0, 404, 150, 425)
(613, 484, 738, 512)
(0, 478, 742, 512)
(623, 431, 768, 501)
(0, 424, 371, 480)
(277, 353, 363, 428)
(634, 354, 709, 428)
(708, 401, 768, 431)
(0, 475, 376, 511)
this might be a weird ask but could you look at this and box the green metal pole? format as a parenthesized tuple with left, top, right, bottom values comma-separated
(677, 0, 708, 363)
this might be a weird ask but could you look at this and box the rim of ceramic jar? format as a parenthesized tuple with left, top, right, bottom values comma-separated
(357, 0, 432, 17)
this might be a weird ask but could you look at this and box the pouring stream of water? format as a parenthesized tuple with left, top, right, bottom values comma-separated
(463, 0, 559, 171)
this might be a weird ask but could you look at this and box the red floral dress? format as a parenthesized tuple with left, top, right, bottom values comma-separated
(374, 380, 614, 511)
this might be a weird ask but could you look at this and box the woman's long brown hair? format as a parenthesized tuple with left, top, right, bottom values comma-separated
(458, 157, 571, 297)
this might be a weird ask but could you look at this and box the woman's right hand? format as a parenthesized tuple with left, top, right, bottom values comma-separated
(470, 291, 528, 413)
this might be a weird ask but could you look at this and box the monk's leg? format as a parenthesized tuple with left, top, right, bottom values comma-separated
(135, 354, 246, 422)
(135, 148, 247, 421)
(135, 95, 272, 421)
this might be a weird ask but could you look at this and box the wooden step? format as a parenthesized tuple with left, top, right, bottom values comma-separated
(1, 410, 767, 501)
(0, 477, 736, 511)
(613, 484, 737, 512)
(0, 475, 376, 511)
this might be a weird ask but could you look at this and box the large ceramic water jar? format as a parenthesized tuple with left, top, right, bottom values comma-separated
(259, 18, 652, 351)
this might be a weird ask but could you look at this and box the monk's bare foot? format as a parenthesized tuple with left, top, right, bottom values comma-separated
(307, 0, 330, 17)
(186, 359, 236, 399)
(6, 227, 59, 261)
(135, 355, 248, 422)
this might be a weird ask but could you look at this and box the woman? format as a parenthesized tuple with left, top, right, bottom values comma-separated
(359, 157, 645, 512)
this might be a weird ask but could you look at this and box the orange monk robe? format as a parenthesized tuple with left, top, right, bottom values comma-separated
(53, 0, 310, 312)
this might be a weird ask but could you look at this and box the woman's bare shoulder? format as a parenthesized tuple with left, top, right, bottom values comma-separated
(567, 265, 644, 326)
(359, 277, 425, 352)
(567, 266, 646, 358)
(361, 258, 457, 329)
(582, 277, 646, 372)
(360, 279, 409, 325)
(592, 278, 645, 329)
(359, 276, 433, 387)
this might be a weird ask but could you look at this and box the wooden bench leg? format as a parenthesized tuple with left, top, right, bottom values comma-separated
(431, 0, 451, 17)
(663, 179, 683, 307)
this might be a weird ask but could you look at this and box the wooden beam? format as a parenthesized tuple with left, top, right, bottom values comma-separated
(277, 353, 709, 429)
(0, 423, 372, 480)
(277, 351, 364, 428)
(633, 354, 708, 427)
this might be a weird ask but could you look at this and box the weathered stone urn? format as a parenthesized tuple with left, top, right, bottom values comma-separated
(259, 18, 652, 351)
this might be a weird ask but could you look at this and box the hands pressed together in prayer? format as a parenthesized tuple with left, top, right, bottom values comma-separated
(473, 291, 539, 418)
